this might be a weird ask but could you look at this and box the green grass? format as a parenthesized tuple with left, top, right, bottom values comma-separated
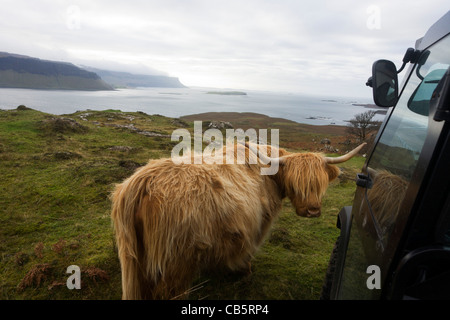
(0, 107, 365, 300)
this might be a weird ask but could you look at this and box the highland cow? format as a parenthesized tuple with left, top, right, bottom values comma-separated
(111, 142, 366, 299)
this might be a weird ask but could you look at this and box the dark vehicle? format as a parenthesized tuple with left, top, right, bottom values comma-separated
(321, 11, 450, 300)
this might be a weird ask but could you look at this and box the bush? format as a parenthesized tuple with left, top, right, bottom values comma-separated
(40, 117, 89, 134)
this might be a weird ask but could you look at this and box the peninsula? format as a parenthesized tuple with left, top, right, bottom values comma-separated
(0, 52, 113, 91)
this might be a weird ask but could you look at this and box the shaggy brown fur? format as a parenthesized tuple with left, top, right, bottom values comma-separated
(366, 169, 408, 238)
(111, 144, 341, 299)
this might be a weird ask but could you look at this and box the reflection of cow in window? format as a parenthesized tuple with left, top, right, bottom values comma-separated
(367, 169, 408, 243)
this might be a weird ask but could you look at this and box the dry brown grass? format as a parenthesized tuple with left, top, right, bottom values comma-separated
(34, 242, 44, 259)
(18, 263, 53, 291)
(83, 267, 110, 283)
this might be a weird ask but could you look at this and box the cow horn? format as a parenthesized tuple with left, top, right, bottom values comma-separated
(324, 143, 367, 164)
(242, 142, 286, 165)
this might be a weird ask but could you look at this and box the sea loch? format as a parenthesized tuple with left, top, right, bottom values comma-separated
(0, 87, 385, 126)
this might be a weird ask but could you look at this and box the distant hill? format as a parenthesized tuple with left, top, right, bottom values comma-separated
(84, 67, 186, 89)
(0, 52, 113, 91)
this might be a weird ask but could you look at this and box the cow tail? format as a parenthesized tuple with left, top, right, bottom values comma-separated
(111, 179, 146, 300)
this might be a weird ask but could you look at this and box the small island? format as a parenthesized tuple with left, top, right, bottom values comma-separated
(206, 91, 247, 96)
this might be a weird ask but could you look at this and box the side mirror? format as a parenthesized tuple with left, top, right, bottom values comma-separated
(371, 60, 399, 107)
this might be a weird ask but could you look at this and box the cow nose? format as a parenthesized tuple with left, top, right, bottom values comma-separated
(307, 208, 321, 218)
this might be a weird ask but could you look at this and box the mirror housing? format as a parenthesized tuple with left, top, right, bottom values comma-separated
(371, 60, 399, 107)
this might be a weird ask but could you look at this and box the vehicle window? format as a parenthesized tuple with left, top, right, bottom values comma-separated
(408, 68, 446, 116)
(336, 34, 450, 299)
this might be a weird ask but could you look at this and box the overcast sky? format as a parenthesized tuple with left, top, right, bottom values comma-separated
(0, 1, 448, 98)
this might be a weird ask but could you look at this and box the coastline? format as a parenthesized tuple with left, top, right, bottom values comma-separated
(181, 111, 349, 137)
(0, 87, 382, 126)
(352, 103, 388, 114)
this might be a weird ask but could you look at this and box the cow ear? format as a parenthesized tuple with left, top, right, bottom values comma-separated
(278, 148, 289, 157)
(265, 145, 289, 157)
(325, 164, 340, 181)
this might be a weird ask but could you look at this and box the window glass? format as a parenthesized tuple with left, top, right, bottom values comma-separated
(337, 34, 450, 299)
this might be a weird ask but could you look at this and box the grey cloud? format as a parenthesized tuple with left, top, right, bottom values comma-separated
(0, 0, 447, 97)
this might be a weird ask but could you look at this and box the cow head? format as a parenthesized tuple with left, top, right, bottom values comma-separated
(281, 152, 340, 217)
(246, 142, 366, 218)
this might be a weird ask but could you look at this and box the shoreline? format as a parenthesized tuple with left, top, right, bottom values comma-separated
(1, 106, 350, 138)
(180, 111, 348, 136)
(0, 87, 381, 127)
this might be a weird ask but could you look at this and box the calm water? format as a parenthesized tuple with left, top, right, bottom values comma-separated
(0, 87, 385, 126)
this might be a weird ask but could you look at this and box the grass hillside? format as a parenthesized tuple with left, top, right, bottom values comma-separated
(181, 112, 355, 152)
(0, 106, 365, 300)
(0, 53, 113, 91)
